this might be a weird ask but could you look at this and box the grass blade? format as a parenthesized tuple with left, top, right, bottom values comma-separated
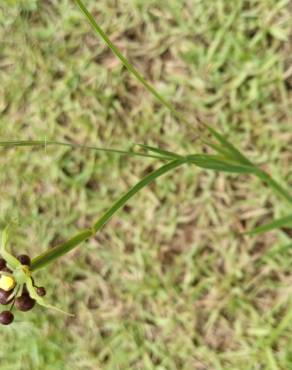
(204, 129, 292, 204)
(0, 140, 171, 161)
(137, 144, 183, 159)
(92, 158, 187, 232)
(201, 139, 232, 158)
(31, 158, 187, 271)
(246, 213, 292, 235)
(187, 154, 257, 173)
(205, 125, 252, 166)
(30, 229, 92, 272)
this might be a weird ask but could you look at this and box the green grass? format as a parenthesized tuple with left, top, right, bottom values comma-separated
(0, 0, 292, 369)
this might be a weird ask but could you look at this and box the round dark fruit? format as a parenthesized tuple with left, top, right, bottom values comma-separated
(0, 258, 6, 271)
(0, 289, 13, 305)
(17, 255, 31, 266)
(16, 295, 36, 312)
(36, 287, 46, 297)
(0, 311, 14, 325)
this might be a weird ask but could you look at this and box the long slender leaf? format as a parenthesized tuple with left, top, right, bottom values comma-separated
(137, 144, 183, 159)
(26, 276, 73, 315)
(187, 154, 257, 174)
(201, 139, 232, 158)
(30, 229, 92, 272)
(1, 226, 20, 270)
(246, 213, 292, 235)
(205, 125, 252, 166)
(204, 127, 292, 204)
(0, 140, 172, 161)
(31, 158, 187, 271)
(92, 158, 187, 232)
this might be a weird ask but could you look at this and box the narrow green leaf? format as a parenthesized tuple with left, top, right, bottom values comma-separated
(26, 277, 73, 316)
(31, 158, 187, 271)
(204, 128, 292, 204)
(137, 144, 182, 159)
(1, 226, 20, 270)
(92, 158, 187, 233)
(0, 140, 170, 161)
(246, 213, 292, 235)
(30, 229, 92, 271)
(202, 139, 232, 158)
(205, 125, 252, 166)
(187, 154, 257, 173)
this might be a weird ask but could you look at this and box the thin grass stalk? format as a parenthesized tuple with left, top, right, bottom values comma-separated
(0, 140, 173, 161)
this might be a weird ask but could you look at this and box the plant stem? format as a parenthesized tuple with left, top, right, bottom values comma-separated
(0, 140, 172, 161)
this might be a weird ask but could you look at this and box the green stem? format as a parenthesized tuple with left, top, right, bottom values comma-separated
(30, 158, 187, 271)
(0, 140, 172, 161)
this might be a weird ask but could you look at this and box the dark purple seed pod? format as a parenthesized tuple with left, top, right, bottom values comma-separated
(0, 311, 14, 325)
(17, 255, 31, 266)
(0, 258, 6, 271)
(15, 295, 36, 312)
(36, 287, 46, 297)
(0, 289, 14, 305)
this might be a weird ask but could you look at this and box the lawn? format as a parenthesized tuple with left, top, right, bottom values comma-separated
(0, 0, 291, 369)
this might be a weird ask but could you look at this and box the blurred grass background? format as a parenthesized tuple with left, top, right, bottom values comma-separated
(0, 0, 292, 369)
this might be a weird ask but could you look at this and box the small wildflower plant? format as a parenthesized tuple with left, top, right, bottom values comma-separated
(0, 0, 291, 324)
(0, 227, 71, 324)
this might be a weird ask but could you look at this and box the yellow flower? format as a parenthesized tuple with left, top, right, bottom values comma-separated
(0, 275, 16, 292)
